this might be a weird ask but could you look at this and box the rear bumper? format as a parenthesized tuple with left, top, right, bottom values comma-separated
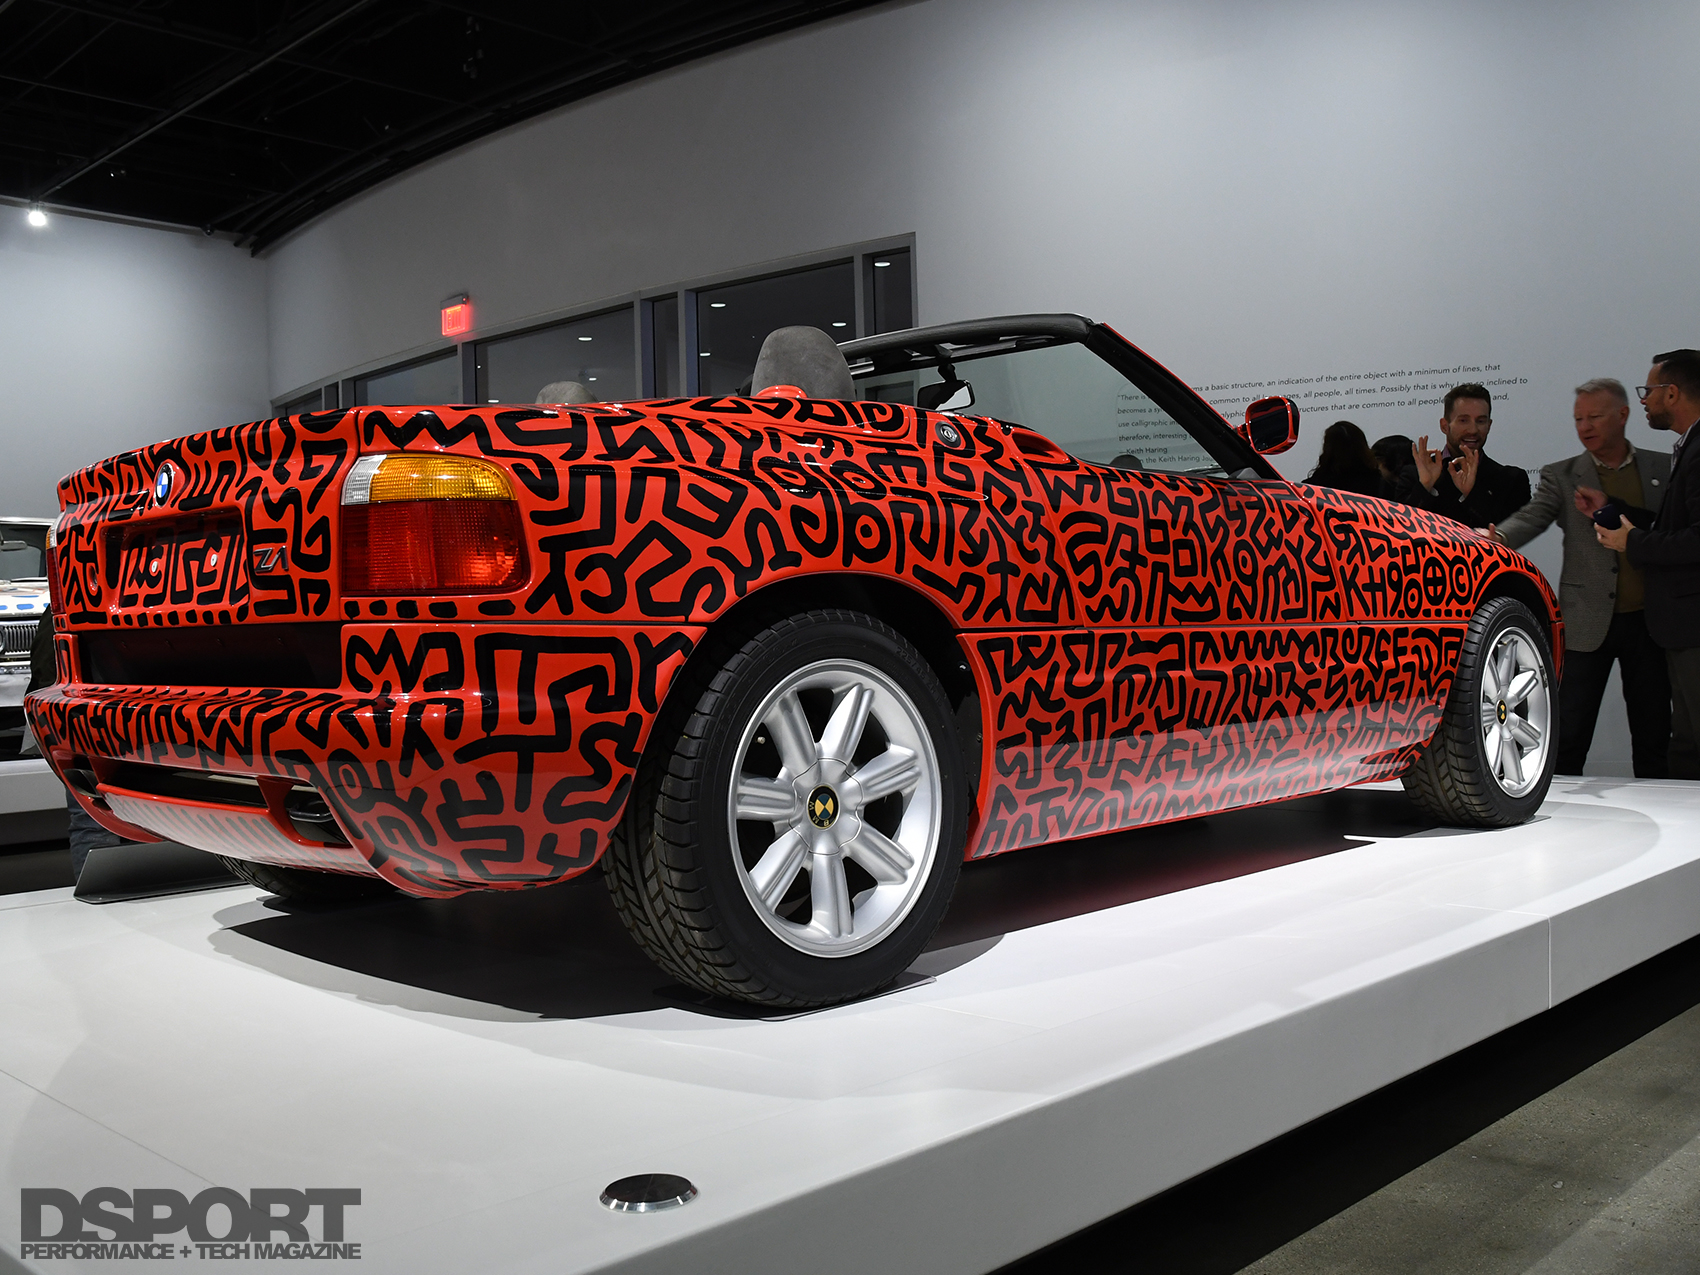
(25, 622, 699, 897)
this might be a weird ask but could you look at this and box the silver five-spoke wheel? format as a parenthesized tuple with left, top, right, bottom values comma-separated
(1479, 629, 1550, 797)
(728, 658, 942, 958)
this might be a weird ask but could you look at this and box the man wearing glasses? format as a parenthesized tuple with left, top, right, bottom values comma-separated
(1489, 379, 1670, 777)
(1591, 349, 1700, 778)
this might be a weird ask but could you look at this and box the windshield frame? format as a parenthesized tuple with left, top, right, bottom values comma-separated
(840, 314, 1277, 480)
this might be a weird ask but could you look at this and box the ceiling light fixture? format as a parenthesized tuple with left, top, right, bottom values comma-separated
(831, 322, 848, 328)
(710, 302, 727, 308)
(699, 351, 711, 357)
(873, 260, 891, 267)
(578, 335, 593, 341)
(26, 205, 47, 228)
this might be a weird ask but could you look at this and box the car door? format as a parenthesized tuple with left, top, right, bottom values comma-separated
(956, 342, 1346, 856)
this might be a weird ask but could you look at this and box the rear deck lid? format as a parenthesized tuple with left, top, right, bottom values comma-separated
(55, 412, 357, 631)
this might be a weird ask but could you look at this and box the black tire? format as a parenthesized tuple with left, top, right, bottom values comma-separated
(603, 610, 967, 1008)
(1402, 596, 1557, 826)
(216, 856, 395, 904)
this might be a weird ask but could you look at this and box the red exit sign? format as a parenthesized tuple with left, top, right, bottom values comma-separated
(441, 294, 471, 337)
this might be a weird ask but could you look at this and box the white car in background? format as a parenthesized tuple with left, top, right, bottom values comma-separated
(0, 518, 52, 759)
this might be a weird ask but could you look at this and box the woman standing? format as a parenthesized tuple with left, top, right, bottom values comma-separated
(1305, 420, 1386, 497)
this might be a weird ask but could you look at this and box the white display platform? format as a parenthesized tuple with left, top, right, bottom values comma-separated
(2, 776, 1697, 1274)
(0, 760, 62, 818)
(0, 760, 69, 847)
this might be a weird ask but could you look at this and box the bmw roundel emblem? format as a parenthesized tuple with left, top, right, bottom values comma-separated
(807, 785, 839, 830)
(153, 463, 175, 504)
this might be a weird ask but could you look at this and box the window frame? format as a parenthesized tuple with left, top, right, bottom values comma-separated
(471, 301, 639, 406)
(275, 232, 918, 412)
(349, 346, 463, 408)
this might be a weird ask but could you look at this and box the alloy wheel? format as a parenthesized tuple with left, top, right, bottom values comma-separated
(726, 658, 942, 958)
(1479, 628, 1551, 797)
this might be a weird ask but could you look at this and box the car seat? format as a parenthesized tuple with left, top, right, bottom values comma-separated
(536, 380, 594, 404)
(751, 327, 855, 400)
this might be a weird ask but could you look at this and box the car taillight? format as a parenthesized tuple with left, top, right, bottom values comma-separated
(340, 453, 526, 595)
(46, 524, 63, 614)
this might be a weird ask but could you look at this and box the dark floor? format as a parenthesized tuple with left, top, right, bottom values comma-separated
(1003, 931, 1700, 1275)
(0, 838, 73, 893)
(1245, 998, 1700, 1274)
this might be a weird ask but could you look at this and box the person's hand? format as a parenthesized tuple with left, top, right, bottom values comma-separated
(1482, 524, 1506, 543)
(1574, 486, 1608, 516)
(1412, 435, 1444, 492)
(1448, 444, 1480, 498)
(1595, 518, 1632, 551)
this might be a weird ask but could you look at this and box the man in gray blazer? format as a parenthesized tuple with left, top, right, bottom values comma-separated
(1492, 378, 1671, 776)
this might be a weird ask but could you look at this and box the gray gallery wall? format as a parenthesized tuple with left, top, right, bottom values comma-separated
(262, 0, 1700, 773)
(265, 0, 1699, 463)
(0, 210, 269, 517)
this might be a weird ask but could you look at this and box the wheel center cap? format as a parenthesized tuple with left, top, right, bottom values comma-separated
(1497, 702, 1508, 724)
(806, 785, 839, 830)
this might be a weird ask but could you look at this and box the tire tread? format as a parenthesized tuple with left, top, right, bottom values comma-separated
(603, 609, 962, 1008)
(1401, 596, 1555, 827)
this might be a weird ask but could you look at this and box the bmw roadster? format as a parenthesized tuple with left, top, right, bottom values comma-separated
(27, 315, 1560, 1006)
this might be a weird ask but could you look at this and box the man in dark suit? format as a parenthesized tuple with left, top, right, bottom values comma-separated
(1594, 349, 1700, 779)
(1492, 378, 1671, 776)
(1395, 383, 1531, 526)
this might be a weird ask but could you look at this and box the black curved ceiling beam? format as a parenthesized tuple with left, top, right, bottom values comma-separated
(0, 0, 889, 248)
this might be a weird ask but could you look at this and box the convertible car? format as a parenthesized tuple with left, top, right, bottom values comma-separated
(26, 315, 1560, 1006)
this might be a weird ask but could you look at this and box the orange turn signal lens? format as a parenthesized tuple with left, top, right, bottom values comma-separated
(348, 454, 513, 504)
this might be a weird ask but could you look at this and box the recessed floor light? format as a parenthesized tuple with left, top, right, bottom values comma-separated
(600, 1174, 697, 1213)
(700, 351, 711, 357)
(873, 260, 891, 267)
(710, 302, 727, 308)
(831, 322, 848, 328)
(578, 335, 593, 341)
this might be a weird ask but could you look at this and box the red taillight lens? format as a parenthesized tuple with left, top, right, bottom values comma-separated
(342, 499, 525, 594)
(46, 544, 63, 614)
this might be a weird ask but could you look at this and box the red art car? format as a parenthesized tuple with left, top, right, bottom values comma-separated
(27, 315, 1561, 1007)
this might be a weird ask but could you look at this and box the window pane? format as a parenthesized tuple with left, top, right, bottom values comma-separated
(276, 390, 320, 416)
(356, 350, 460, 406)
(697, 261, 855, 396)
(652, 295, 679, 397)
(0, 523, 48, 579)
(867, 248, 913, 334)
(855, 342, 1222, 475)
(476, 306, 634, 404)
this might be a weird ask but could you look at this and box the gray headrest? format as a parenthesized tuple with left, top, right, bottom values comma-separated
(537, 380, 594, 404)
(751, 326, 854, 400)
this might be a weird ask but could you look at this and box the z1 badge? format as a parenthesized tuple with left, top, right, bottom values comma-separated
(252, 545, 286, 574)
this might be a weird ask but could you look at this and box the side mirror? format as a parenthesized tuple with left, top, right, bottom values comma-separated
(918, 379, 974, 412)
(1239, 396, 1299, 455)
